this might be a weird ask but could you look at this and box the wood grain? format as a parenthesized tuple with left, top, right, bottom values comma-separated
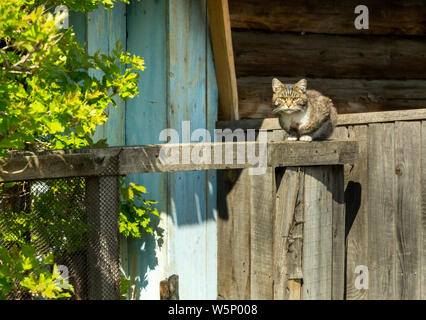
(250, 167, 275, 299)
(394, 121, 422, 299)
(229, 0, 426, 36)
(217, 169, 251, 299)
(217, 109, 426, 131)
(236, 77, 426, 118)
(367, 123, 395, 299)
(302, 167, 334, 299)
(344, 125, 369, 300)
(421, 121, 426, 300)
(233, 30, 426, 79)
(207, 0, 239, 120)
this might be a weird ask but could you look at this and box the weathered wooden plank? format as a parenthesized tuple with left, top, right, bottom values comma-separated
(168, 0, 212, 299)
(0, 141, 359, 182)
(206, 12, 219, 299)
(345, 125, 369, 300)
(217, 169, 251, 299)
(331, 165, 345, 300)
(367, 123, 395, 299)
(421, 121, 426, 300)
(250, 167, 274, 299)
(229, 0, 426, 36)
(273, 167, 304, 300)
(233, 30, 426, 79)
(394, 121, 422, 299)
(237, 77, 426, 118)
(207, 0, 239, 121)
(217, 109, 426, 131)
(302, 167, 334, 299)
(88, 3, 127, 147)
(126, 0, 169, 300)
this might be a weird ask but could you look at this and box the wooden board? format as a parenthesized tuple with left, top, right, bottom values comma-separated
(217, 109, 426, 131)
(250, 168, 274, 299)
(421, 121, 426, 300)
(394, 121, 422, 299)
(229, 0, 426, 36)
(344, 125, 369, 300)
(126, 0, 170, 300)
(0, 141, 359, 182)
(367, 123, 395, 299)
(233, 30, 426, 79)
(217, 169, 251, 299)
(273, 167, 304, 300)
(302, 167, 334, 299)
(207, 0, 239, 120)
(236, 77, 426, 118)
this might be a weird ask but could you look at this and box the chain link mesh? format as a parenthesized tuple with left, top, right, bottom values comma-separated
(0, 175, 120, 300)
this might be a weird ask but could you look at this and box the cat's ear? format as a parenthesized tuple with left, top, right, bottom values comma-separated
(295, 79, 307, 92)
(272, 78, 284, 93)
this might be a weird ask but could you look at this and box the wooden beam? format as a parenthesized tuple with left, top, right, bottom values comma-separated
(0, 141, 358, 182)
(237, 77, 426, 118)
(233, 30, 426, 79)
(217, 108, 426, 131)
(207, 0, 239, 120)
(229, 0, 426, 36)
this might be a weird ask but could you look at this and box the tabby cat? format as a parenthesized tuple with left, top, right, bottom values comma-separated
(272, 78, 337, 141)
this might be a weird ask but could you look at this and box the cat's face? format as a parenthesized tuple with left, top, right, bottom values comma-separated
(272, 78, 308, 114)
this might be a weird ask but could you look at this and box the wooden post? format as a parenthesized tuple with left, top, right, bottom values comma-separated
(85, 157, 121, 300)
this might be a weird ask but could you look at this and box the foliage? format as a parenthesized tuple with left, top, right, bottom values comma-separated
(0, 0, 145, 156)
(0, 244, 73, 299)
(119, 178, 163, 243)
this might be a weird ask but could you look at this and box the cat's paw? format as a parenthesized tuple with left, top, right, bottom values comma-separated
(287, 136, 298, 141)
(300, 135, 313, 142)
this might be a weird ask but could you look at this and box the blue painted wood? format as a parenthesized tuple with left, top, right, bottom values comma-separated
(87, 4, 127, 147)
(167, 0, 218, 299)
(73, 1, 218, 300)
(126, 0, 169, 299)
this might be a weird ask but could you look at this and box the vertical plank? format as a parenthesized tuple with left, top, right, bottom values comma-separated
(217, 169, 251, 299)
(88, 3, 127, 147)
(302, 166, 333, 300)
(168, 0, 212, 299)
(421, 121, 426, 300)
(206, 10, 219, 299)
(126, 0, 169, 299)
(273, 167, 304, 300)
(345, 125, 369, 300)
(394, 121, 422, 299)
(331, 165, 345, 300)
(250, 167, 275, 299)
(207, 0, 239, 120)
(367, 123, 395, 299)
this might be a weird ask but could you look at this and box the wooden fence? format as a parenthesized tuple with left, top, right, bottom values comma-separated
(218, 108, 426, 300)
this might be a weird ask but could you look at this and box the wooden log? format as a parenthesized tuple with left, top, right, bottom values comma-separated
(367, 123, 396, 299)
(217, 108, 426, 131)
(229, 0, 426, 36)
(207, 0, 239, 120)
(236, 77, 426, 118)
(394, 121, 422, 299)
(233, 30, 426, 79)
(0, 141, 359, 182)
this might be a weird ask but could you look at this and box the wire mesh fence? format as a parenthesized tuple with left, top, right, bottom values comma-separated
(0, 175, 120, 300)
